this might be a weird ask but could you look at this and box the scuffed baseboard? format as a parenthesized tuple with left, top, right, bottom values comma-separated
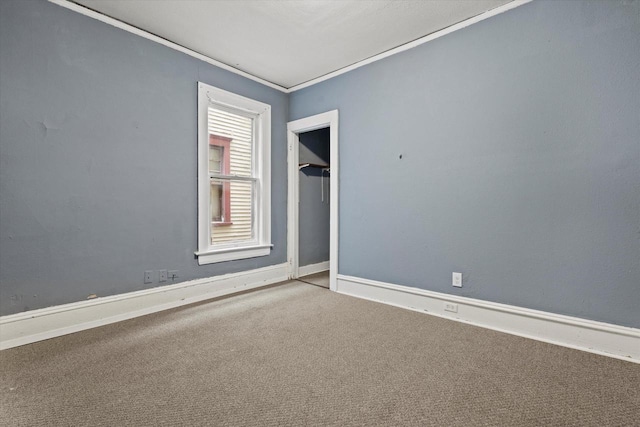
(336, 274, 640, 363)
(0, 263, 289, 350)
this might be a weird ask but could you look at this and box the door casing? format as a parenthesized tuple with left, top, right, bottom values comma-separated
(286, 110, 339, 291)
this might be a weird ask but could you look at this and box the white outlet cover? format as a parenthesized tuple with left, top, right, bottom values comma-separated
(452, 272, 462, 287)
(444, 302, 458, 313)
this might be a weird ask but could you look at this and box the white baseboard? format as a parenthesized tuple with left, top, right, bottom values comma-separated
(298, 261, 330, 277)
(0, 263, 289, 350)
(336, 275, 640, 363)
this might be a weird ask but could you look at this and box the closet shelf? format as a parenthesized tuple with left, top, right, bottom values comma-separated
(299, 163, 330, 170)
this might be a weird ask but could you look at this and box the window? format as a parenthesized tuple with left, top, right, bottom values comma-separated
(209, 135, 231, 224)
(196, 82, 271, 264)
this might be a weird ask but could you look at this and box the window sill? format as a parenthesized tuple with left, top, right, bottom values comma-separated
(195, 244, 272, 265)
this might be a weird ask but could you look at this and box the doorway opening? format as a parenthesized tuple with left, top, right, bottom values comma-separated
(287, 111, 338, 291)
(297, 128, 330, 288)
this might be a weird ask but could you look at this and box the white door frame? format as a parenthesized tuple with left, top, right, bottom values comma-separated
(287, 110, 339, 291)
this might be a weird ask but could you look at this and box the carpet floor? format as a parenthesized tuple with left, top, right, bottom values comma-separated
(1, 281, 638, 426)
(298, 271, 330, 289)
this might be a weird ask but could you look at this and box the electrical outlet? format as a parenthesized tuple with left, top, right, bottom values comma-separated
(452, 272, 462, 287)
(444, 302, 458, 313)
(158, 270, 168, 282)
(144, 270, 153, 284)
(168, 270, 179, 280)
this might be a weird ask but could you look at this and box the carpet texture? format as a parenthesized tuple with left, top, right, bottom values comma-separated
(298, 271, 330, 289)
(1, 281, 639, 426)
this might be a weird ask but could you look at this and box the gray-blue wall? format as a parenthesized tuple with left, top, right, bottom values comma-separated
(0, 0, 288, 315)
(2, 0, 639, 328)
(299, 129, 330, 268)
(289, 0, 640, 328)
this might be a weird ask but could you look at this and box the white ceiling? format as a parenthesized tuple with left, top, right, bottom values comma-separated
(72, 0, 513, 89)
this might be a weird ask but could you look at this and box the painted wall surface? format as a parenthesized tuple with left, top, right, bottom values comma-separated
(0, 0, 288, 315)
(289, 0, 640, 327)
(298, 129, 330, 267)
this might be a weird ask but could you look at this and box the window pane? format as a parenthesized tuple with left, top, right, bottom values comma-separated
(210, 180, 223, 222)
(210, 179, 254, 245)
(208, 107, 253, 177)
(209, 146, 223, 174)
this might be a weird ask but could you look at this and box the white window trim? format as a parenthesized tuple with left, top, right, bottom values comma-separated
(196, 82, 271, 265)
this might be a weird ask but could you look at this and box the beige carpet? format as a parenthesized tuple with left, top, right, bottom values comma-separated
(298, 270, 330, 288)
(1, 281, 639, 426)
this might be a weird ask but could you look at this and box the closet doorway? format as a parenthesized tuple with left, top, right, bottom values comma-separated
(287, 111, 339, 291)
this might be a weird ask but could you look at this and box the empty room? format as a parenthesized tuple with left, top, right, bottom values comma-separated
(1, 0, 638, 425)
